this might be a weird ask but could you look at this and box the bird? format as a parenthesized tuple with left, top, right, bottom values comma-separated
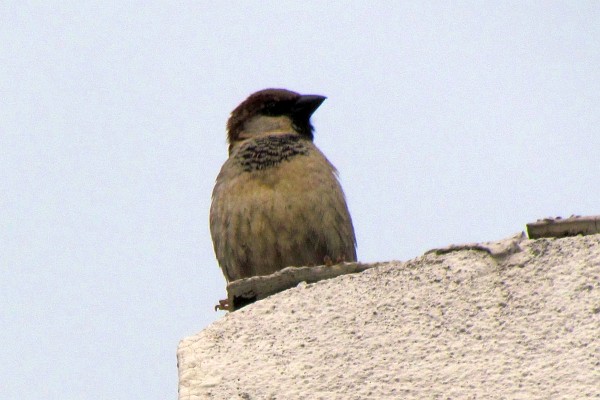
(210, 88, 357, 290)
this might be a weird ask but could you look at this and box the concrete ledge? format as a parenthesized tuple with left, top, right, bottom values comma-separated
(178, 233, 600, 399)
(526, 215, 600, 238)
(226, 262, 385, 311)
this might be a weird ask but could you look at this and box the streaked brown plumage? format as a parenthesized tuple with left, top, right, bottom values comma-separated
(210, 88, 357, 283)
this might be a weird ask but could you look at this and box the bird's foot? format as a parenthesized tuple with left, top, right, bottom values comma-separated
(214, 299, 229, 311)
(324, 255, 347, 266)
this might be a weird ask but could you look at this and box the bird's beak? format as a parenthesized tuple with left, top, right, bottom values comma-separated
(292, 95, 327, 117)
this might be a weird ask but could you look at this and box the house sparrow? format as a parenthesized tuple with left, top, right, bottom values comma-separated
(210, 88, 357, 287)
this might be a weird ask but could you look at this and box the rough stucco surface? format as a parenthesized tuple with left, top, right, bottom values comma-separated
(178, 234, 600, 399)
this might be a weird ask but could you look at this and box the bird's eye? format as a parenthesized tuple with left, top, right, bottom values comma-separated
(263, 101, 280, 116)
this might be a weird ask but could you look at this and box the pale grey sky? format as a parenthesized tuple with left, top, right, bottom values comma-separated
(2, 2, 599, 399)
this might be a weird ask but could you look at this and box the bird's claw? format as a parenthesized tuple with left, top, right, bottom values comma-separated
(214, 299, 229, 311)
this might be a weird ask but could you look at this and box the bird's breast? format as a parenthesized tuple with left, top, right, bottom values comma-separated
(212, 134, 341, 225)
(210, 135, 356, 281)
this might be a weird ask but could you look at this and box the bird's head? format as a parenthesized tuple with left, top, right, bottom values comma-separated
(226, 89, 326, 153)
